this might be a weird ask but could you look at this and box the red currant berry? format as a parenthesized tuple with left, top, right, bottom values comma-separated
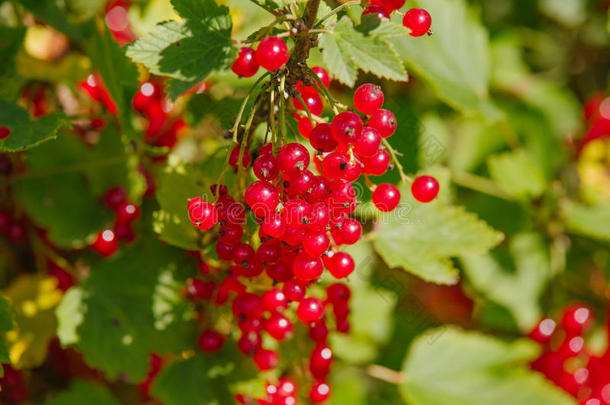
(562, 305, 592, 336)
(290, 169, 315, 197)
(218, 224, 244, 245)
(293, 252, 324, 281)
(411, 175, 439, 203)
(321, 152, 348, 180)
(216, 240, 236, 261)
(245, 181, 280, 217)
(188, 199, 218, 230)
(368, 109, 396, 138)
(310, 123, 338, 152)
(307, 202, 331, 231)
(309, 319, 329, 342)
(298, 116, 313, 139)
(354, 83, 384, 115)
(336, 218, 362, 245)
(116, 201, 140, 223)
(379, 0, 405, 11)
(297, 297, 325, 323)
(293, 87, 324, 116)
(262, 214, 286, 238)
(372, 183, 401, 212)
(266, 261, 293, 282)
(281, 226, 306, 246)
(253, 349, 279, 371)
(361, 148, 390, 176)
(278, 143, 310, 176)
(0, 126, 11, 140)
(283, 279, 307, 301)
(326, 252, 355, 279)
(253, 154, 279, 181)
(362, 4, 389, 20)
(232, 47, 260, 77)
(262, 288, 288, 312)
(132, 82, 160, 112)
(403, 8, 432, 37)
(256, 37, 290, 71)
(307, 176, 331, 202)
(259, 142, 273, 156)
(102, 186, 127, 210)
(353, 126, 382, 158)
(312, 67, 331, 88)
(310, 381, 331, 403)
(185, 278, 214, 301)
(91, 229, 118, 256)
(331, 111, 363, 144)
(257, 239, 281, 264)
(237, 331, 262, 356)
(310, 344, 333, 377)
(229, 145, 252, 171)
(326, 283, 351, 303)
(264, 314, 293, 340)
(303, 230, 331, 257)
(282, 199, 312, 228)
(198, 329, 224, 353)
(528, 318, 557, 344)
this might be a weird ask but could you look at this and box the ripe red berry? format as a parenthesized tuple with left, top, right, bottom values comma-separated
(91, 229, 118, 256)
(561, 305, 592, 336)
(254, 349, 279, 371)
(368, 109, 396, 138)
(232, 47, 260, 77)
(354, 83, 384, 115)
(372, 183, 401, 212)
(266, 261, 293, 282)
(262, 288, 288, 312)
(353, 126, 382, 158)
(185, 278, 215, 301)
(303, 230, 331, 257)
(298, 116, 313, 139)
(293, 252, 324, 281)
(312, 66, 331, 88)
(256, 37, 290, 71)
(297, 297, 325, 323)
(362, 5, 389, 20)
(361, 149, 390, 176)
(528, 318, 557, 344)
(264, 314, 293, 340)
(307, 176, 331, 202)
(103, 186, 127, 210)
(237, 331, 262, 356)
(245, 181, 280, 217)
(310, 381, 331, 403)
(188, 199, 218, 230)
(198, 329, 224, 353)
(282, 199, 312, 228)
(253, 154, 279, 181)
(403, 8, 432, 37)
(283, 279, 307, 301)
(0, 126, 11, 140)
(411, 175, 439, 203)
(229, 145, 252, 171)
(325, 251, 355, 279)
(290, 169, 315, 197)
(334, 218, 362, 245)
(116, 201, 140, 223)
(331, 111, 363, 144)
(310, 344, 333, 377)
(310, 123, 338, 152)
(378, 0, 405, 11)
(307, 202, 330, 231)
(281, 226, 306, 246)
(293, 87, 324, 116)
(262, 214, 286, 238)
(216, 240, 236, 261)
(278, 143, 310, 176)
(218, 224, 244, 245)
(326, 283, 351, 303)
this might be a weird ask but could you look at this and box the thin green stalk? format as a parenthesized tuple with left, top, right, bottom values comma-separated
(294, 91, 315, 127)
(313, 0, 360, 28)
(279, 75, 287, 145)
(306, 67, 340, 114)
(270, 87, 278, 155)
(237, 96, 264, 199)
(231, 72, 271, 143)
(382, 139, 410, 184)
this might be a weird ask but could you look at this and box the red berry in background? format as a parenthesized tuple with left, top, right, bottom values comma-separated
(403, 8, 432, 37)
(310, 381, 331, 403)
(185, 278, 214, 301)
(91, 229, 118, 256)
(369, 108, 397, 138)
(232, 47, 260, 77)
(188, 199, 218, 230)
(354, 83, 384, 115)
(229, 145, 252, 171)
(297, 297, 325, 323)
(298, 116, 313, 139)
(262, 288, 288, 312)
(528, 318, 557, 344)
(372, 183, 401, 212)
(264, 314, 293, 340)
(293, 87, 324, 116)
(411, 175, 439, 203)
(293, 252, 324, 281)
(283, 279, 307, 301)
(256, 37, 290, 71)
(102, 186, 127, 210)
(310, 123, 338, 152)
(254, 349, 279, 371)
(353, 126, 382, 157)
(245, 181, 280, 218)
(198, 329, 224, 353)
(310, 344, 333, 377)
(278, 142, 310, 176)
(0, 126, 11, 140)
(116, 202, 140, 223)
(238, 331, 262, 356)
(253, 154, 279, 181)
(312, 66, 331, 88)
(133, 82, 160, 112)
(377, 0, 405, 12)
(362, 4, 390, 20)
(8, 222, 26, 244)
(361, 148, 390, 176)
(561, 304, 592, 336)
(331, 111, 363, 144)
(326, 283, 351, 303)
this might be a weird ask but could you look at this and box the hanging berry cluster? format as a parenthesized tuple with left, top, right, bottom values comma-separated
(529, 304, 610, 404)
(362, 0, 431, 37)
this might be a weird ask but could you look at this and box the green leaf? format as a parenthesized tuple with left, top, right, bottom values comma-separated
(562, 201, 610, 242)
(56, 239, 198, 380)
(0, 295, 15, 370)
(461, 232, 550, 330)
(401, 327, 576, 405)
(319, 17, 407, 87)
(487, 150, 547, 199)
(86, 25, 139, 127)
(0, 98, 69, 152)
(46, 381, 121, 405)
(377, 0, 500, 119)
(14, 0, 87, 40)
(186, 93, 241, 130)
(126, 0, 234, 99)
(0, 27, 26, 101)
(373, 183, 503, 284)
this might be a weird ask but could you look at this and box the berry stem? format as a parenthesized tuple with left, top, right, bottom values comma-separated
(279, 75, 288, 143)
(231, 72, 271, 143)
(313, 0, 360, 28)
(237, 95, 264, 200)
(367, 364, 406, 384)
(306, 67, 341, 114)
(247, 0, 282, 16)
(270, 87, 278, 155)
(381, 139, 411, 184)
(294, 90, 315, 128)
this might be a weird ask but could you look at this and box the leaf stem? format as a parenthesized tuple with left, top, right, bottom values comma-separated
(313, 0, 360, 28)
(367, 364, 406, 385)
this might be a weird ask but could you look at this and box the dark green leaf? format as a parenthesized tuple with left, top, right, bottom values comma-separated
(562, 201, 610, 242)
(46, 381, 121, 405)
(487, 150, 547, 199)
(14, 0, 87, 39)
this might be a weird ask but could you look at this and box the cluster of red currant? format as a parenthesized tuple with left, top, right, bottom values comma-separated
(232, 37, 290, 78)
(184, 78, 439, 402)
(0, 364, 28, 403)
(105, 0, 137, 45)
(90, 186, 141, 257)
(529, 304, 610, 405)
(362, 1, 431, 37)
(0, 209, 26, 245)
(581, 93, 610, 150)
